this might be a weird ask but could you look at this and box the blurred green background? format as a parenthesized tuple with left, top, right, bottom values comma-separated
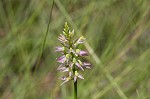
(0, 0, 150, 99)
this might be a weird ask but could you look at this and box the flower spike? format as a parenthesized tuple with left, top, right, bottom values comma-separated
(56, 22, 91, 86)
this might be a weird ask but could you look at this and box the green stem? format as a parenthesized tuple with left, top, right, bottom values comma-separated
(74, 80, 77, 99)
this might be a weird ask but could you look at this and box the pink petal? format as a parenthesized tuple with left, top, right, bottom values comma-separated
(79, 50, 88, 56)
(57, 66, 66, 71)
(62, 68, 69, 72)
(74, 76, 77, 82)
(75, 62, 84, 71)
(78, 74, 84, 79)
(57, 55, 66, 63)
(55, 46, 64, 52)
(83, 62, 91, 69)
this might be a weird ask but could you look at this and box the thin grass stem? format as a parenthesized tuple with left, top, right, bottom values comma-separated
(34, 0, 54, 75)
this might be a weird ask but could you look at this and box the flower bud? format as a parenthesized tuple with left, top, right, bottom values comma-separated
(74, 36, 86, 46)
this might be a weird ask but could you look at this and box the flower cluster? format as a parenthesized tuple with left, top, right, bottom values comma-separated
(56, 22, 91, 86)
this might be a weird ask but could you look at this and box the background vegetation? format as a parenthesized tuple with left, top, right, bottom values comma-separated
(0, 0, 150, 99)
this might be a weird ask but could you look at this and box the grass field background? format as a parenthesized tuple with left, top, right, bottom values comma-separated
(0, 0, 150, 99)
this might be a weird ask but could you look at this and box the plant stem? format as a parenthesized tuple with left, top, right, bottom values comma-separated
(74, 80, 77, 99)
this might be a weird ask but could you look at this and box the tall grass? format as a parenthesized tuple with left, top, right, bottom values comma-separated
(0, 0, 150, 99)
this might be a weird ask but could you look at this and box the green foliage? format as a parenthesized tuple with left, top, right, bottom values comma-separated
(0, 0, 150, 99)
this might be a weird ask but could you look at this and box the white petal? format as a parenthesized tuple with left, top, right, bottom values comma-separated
(78, 74, 84, 79)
